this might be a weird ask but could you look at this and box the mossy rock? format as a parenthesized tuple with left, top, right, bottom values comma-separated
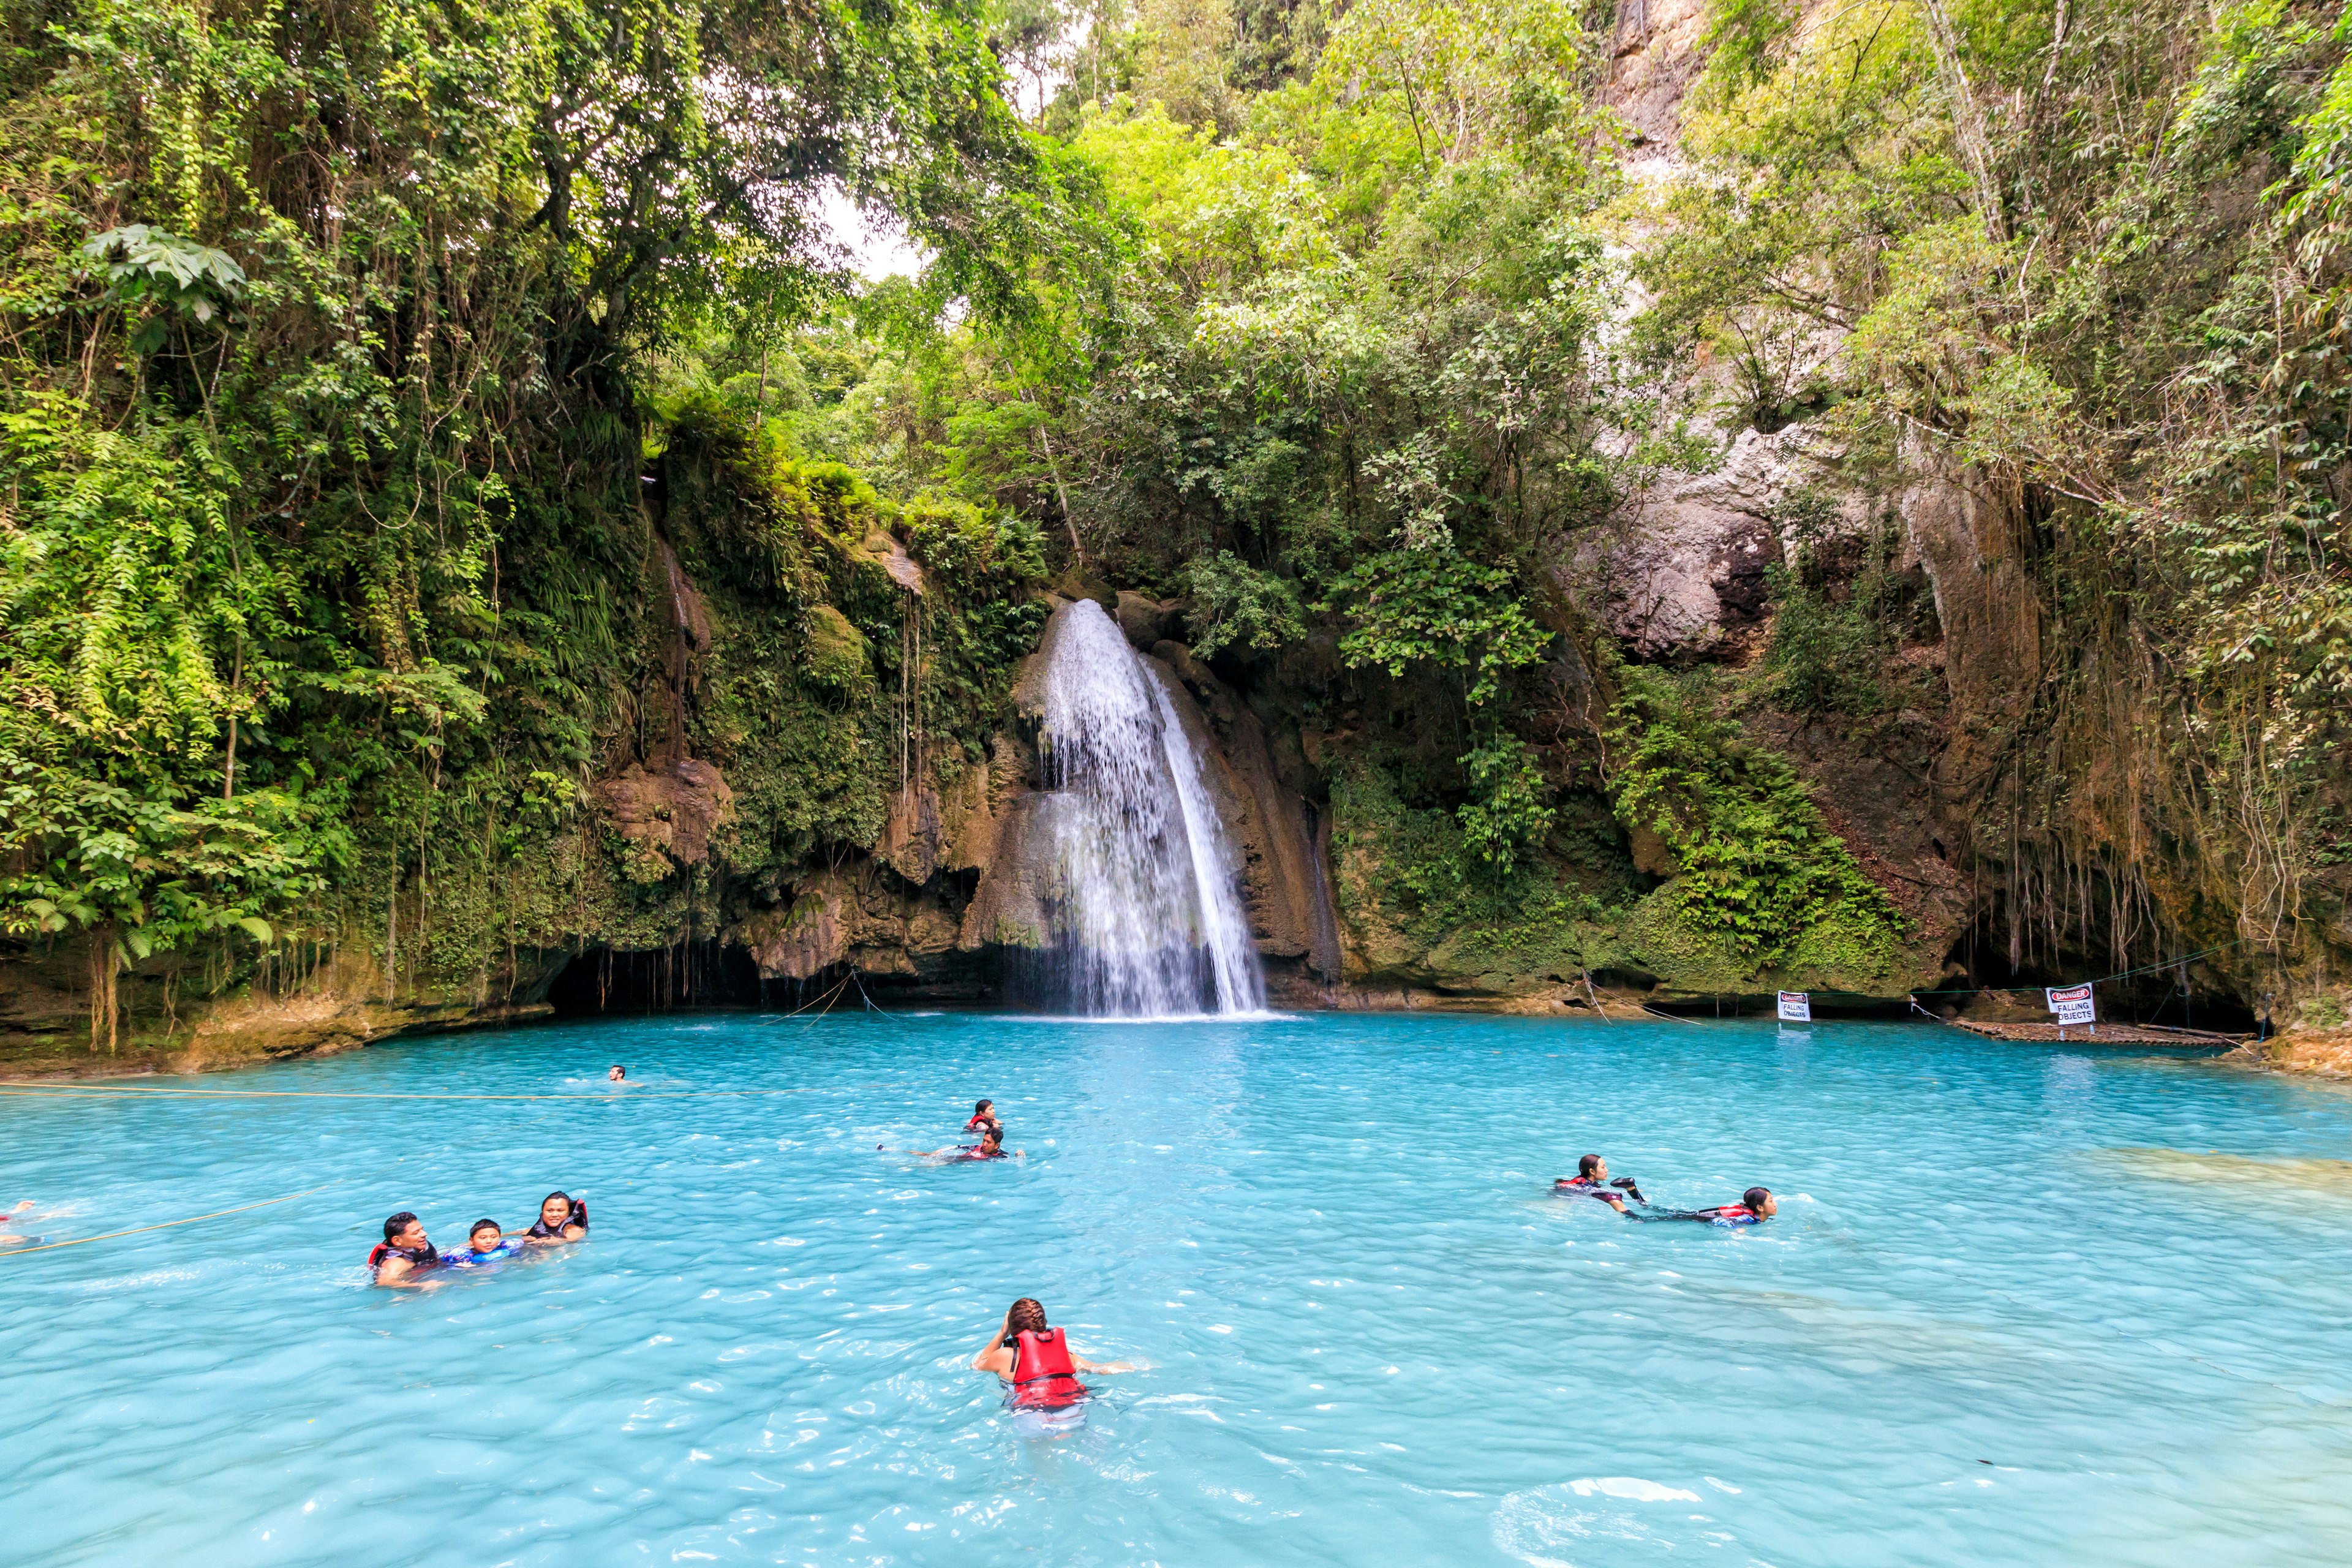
(802, 604, 871, 693)
(1048, 565, 1117, 609)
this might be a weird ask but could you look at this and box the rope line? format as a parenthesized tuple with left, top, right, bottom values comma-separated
(0, 1183, 343, 1259)
(0, 1082, 907, 1102)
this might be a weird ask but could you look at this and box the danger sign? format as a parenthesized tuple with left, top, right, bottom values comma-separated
(2045, 984, 2097, 1027)
(1777, 992, 1812, 1023)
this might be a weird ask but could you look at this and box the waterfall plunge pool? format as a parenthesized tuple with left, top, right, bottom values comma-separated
(6, 1012, 2350, 1566)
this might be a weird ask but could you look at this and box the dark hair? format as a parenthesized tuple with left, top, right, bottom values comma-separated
(1578, 1154, 1604, 1179)
(974, 1099, 992, 1114)
(979, 1125, 1003, 1145)
(470, 1219, 501, 1238)
(1743, 1187, 1772, 1210)
(1007, 1297, 1049, 1338)
(383, 1211, 418, 1242)
(610, 1065, 625, 1076)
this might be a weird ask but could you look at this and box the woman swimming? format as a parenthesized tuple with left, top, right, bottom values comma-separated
(971, 1297, 1134, 1410)
(524, 1191, 588, 1243)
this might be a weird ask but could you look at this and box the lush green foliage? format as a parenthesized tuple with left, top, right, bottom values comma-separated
(0, 0, 1082, 1030)
(1608, 669, 1905, 971)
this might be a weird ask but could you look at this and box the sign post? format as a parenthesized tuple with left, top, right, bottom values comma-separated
(1777, 991, 1812, 1025)
(2046, 983, 2096, 1038)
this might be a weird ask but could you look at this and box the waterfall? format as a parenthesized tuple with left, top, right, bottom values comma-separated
(1024, 600, 1265, 1017)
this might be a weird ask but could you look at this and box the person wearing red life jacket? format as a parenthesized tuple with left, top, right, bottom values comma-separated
(908, 1126, 1022, 1160)
(368, 1212, 445, 1286)
(1630, 1187, 1777, 1227)
(1552, 1153, 1648, 1210)
(964, 1099, 1000, 1134)
(971, 1298, 1134, 1410)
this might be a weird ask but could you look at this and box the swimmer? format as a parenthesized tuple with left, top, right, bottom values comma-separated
(1553, 1155, 1646, 1209)
(445, 1218, 526, 1267)
(524, 1191, 588, 1243)
(965, 1098, 1000, 1134)
(971, 1297, 1135, 1410)
(1632, 1186, 1777, 1226)
(608, 1065, 628, 1083)
(0, 1199, 36, 1243)
(909, 1125, 1021, 1160)
(368, 1212, 445, 1285)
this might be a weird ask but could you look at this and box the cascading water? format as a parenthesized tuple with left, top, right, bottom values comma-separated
(1022, 600, 1265, 1017)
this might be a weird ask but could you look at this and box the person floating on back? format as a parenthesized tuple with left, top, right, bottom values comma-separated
(1630, 1186, 1777, 1227)
(525, 1191, 588, 1243)
(445, 1218, 526, 1267)
(965, 1098, 1000, 1134)
(971, 1297, 1134, 1411)
(369, 1212, 445, 1285)
(1554, 1154, 1646, 1209)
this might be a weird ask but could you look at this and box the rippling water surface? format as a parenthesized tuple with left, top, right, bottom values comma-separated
(6, 1012, 2351, 1567)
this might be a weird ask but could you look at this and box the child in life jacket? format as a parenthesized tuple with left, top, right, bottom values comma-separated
(1632, 1187, 1777, 1226)
(971, 1297, 1136, 1409)
(445, 1218, 526, 1267)
(965, 1099, 1000, 1134)
(1553, 1154, 1647, 1209)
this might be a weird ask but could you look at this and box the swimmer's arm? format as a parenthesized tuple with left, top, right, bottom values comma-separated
(1073, 1355, 1134, 1374)
(972, 1324, 1015, 1376)
(376, 1256, 418, 1284)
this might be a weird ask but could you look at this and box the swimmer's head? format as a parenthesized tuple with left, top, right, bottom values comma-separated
(978, 1126, 1003, 1152)
(1006, 1297, 1049, 1337)
(383, 1211, 424, 1246)
(1578, 1154, 1605, 1180)
(608, 1065, 625, 1081)
(540, 1192, 575, 1229)
(1743, 1187, 1776, 1217)
(973, 1098, 993, 1116)
(469, 1219, 503, 1252)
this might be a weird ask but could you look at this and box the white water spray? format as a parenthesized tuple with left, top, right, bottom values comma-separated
(1028, 601, 1265, 1016)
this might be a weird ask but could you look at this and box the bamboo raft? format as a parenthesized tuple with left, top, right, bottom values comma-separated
(1950, 1019, 2247, 1047)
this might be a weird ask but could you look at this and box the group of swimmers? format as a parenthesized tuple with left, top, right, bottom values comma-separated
(1553, 1153, 1776, 1226)
(360, 1080, 1775, 1425)
(368, 1191, 589, 1285)
(889, 1099, 1023, 1161)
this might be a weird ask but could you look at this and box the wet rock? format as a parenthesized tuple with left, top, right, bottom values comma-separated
(594, 758, 735, 871)
(1115, 590, 1178, 652)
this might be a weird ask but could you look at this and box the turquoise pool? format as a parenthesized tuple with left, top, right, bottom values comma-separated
(4, 1012, 2350, 1565)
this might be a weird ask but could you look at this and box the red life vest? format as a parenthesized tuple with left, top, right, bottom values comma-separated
(1009, 1328, 1087, 1409)
(965, 1114, 994, 1131)
(368, 1240, 441, 1275)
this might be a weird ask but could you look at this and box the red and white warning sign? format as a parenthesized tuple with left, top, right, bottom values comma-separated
(1777, 991, 1812, 1023)
(2045, 984, 2097, 1027)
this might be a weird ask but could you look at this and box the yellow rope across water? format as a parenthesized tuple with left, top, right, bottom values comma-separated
(0, 1082, 907, 1101)
(0, 1183, 344, 1259)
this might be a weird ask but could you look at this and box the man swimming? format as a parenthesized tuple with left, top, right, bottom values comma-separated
(368, 1212, 445, 1285)
(911, 1126, 1020, 1160)
(971, 1297, 1135, 1409)
(608, 1065, 628, 1083)
(1631, 1187, 1777, 1226)
(1553, 1155, 1646, 1209)
(524, 1191, 588, 1243)
(0, 1198, 40, 1245)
